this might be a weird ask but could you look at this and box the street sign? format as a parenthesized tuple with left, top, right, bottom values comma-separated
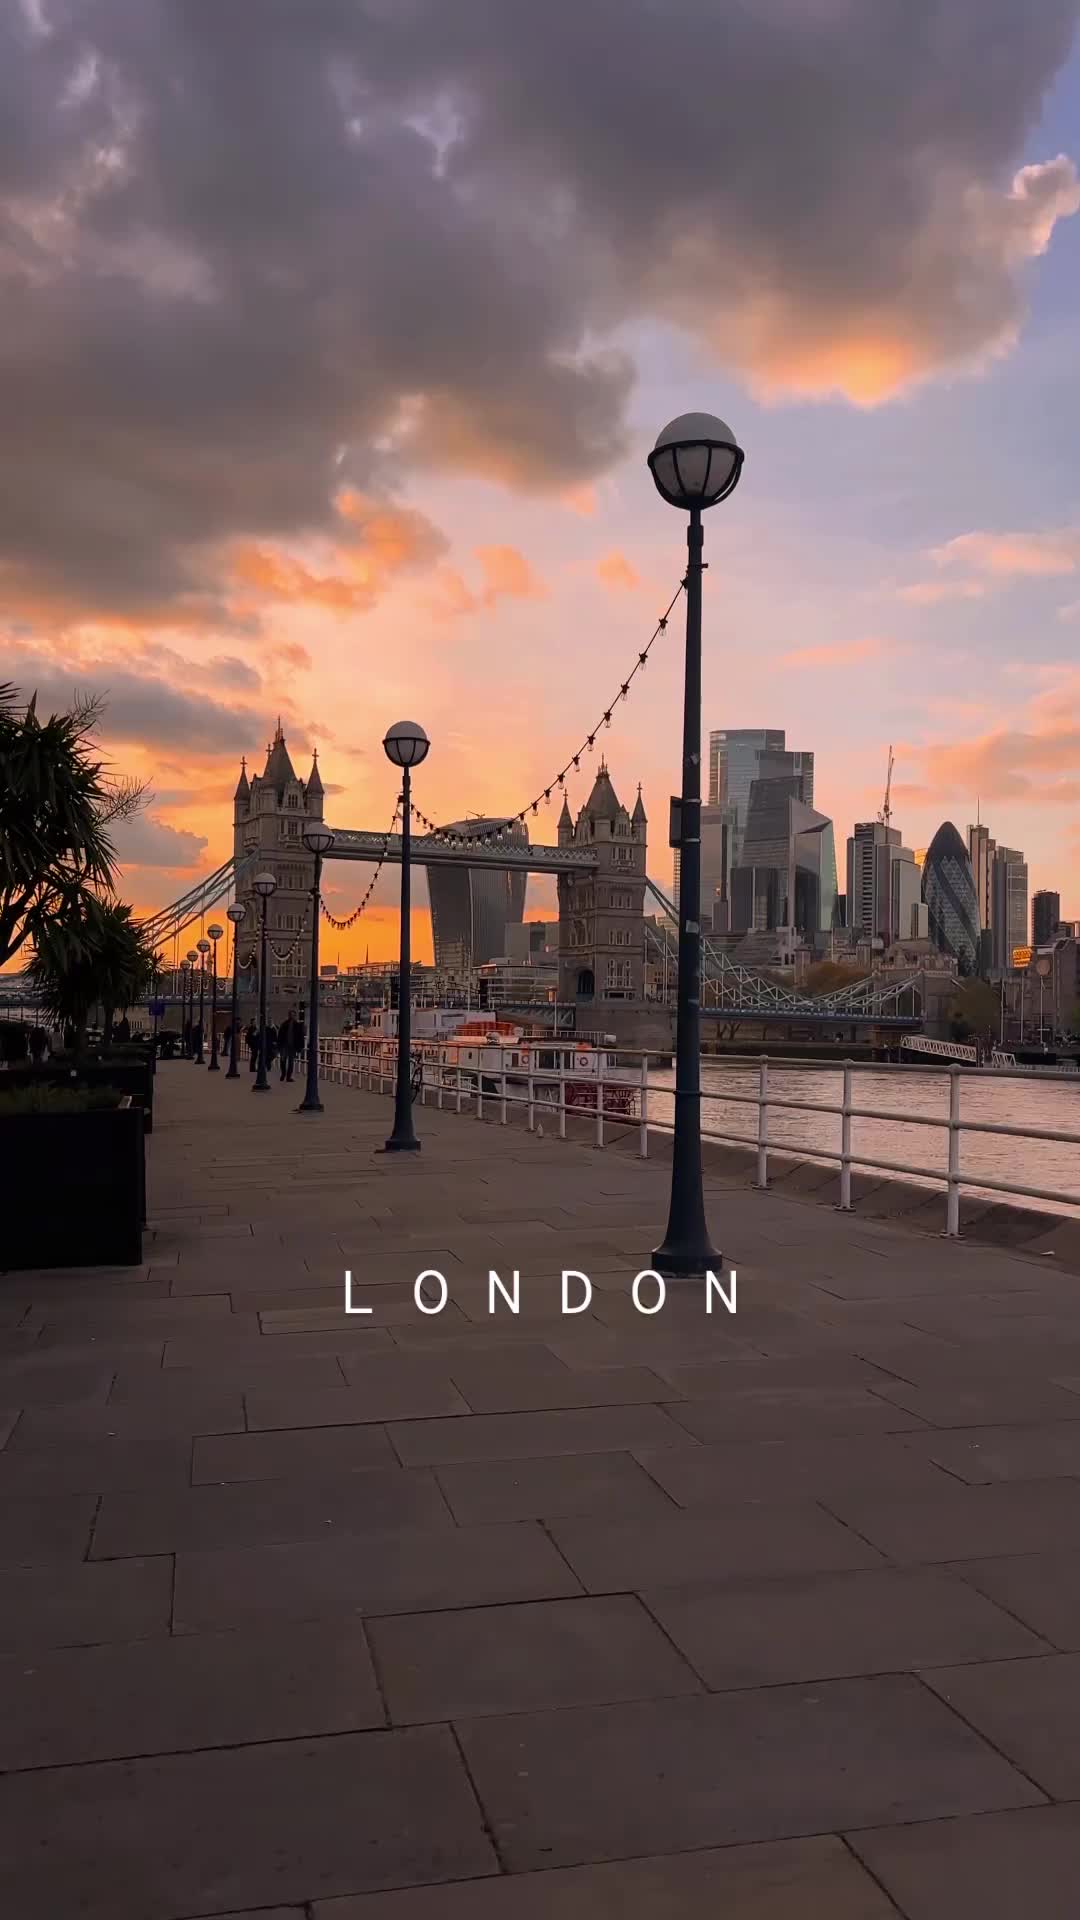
(149, 998, 167, 1017)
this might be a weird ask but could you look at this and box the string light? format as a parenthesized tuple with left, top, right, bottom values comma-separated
(404, 580, 683, 848)
(320, 799, 401, 929)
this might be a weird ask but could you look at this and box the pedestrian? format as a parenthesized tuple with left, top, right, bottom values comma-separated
(245, 1019, 259, 1073)
(291, 1009, 305, 1067)
(278, 1011, 296, 1082)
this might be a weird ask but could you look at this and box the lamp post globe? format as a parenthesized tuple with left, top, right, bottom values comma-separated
(382, 722, 429, 1151)
(206, 924, 224, 1072)
(648, 412, 744, 1281)
(225, 903, 246, 1078)
(298, 825, 335, 1114)
(185, 949, 199, 1057)
(251, 872, 277, 1092)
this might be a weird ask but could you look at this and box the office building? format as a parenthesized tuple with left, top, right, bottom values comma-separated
(967, 823, 995, 936)
(991, 845, 1028, 970)
(730, 776, 837, 942)
(428, 817, 528, 973)
(707, 729, 813, 870)
(1033, 890, 1061, 945)
(922, 821, 979, 975)
(846, 822, 921, 946)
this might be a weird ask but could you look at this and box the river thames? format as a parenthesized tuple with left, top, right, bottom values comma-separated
(649, 1060, 1080, 1213)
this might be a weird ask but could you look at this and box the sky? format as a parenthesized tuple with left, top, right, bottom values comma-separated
(3, 0, 1080, 966)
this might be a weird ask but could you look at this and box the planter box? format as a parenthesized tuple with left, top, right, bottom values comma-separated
(0, 1104, 145, 1270)
(0, 1061, 154, 1133)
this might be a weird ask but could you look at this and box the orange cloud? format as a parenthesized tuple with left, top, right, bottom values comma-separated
(779, 635, 891, 668)
(929, 527, 1080, 581)
(596, 549, 641, 593)
(426, 544, 549, 618)
(902, 721, 1080, 803)
(228, 493, 447, 618)
(898, 579, 987, 606)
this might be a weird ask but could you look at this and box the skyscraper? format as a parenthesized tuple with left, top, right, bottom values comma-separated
(922, 822, 979, 975)
(1033, 890, 1061, 945)
(991, 846, 1028, 970)
(708, 729, 813, 870)
(846, 822, 921, 945)
(730, 777, 837, 941)
(428, 817, 528, 972)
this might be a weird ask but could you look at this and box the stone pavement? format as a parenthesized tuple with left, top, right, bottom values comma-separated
(1, 1064, 1079, 1916)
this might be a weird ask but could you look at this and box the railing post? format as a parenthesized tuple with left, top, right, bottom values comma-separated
(476, 1064, 483, 1121)
(839, 1060, 853, 1211)
(595, 1063, 604, 1149)
(558, 1053, 566, 1140)
(756, 1055, 769, 1189)
(639, 1052, 649, 1160)
(528, 1070, 535, 1133)
(945, 1066, 961, 1237)
(500, 1048, 508, 1126)
(456, 1062, 464, 1115)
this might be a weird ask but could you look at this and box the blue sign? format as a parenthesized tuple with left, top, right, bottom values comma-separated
(149, 999, 167, 1017)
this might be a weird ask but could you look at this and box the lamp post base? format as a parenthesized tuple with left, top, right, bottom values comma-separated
(383, 1136, 421, 1154)
(208, 1060, 220, 1073)
(651, 1240, 724, 1280)
(297, 1096, 324, 1114)
(225, 1065, 239, 1080)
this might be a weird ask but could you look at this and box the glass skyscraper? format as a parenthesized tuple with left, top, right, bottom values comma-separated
(708, 729, 814, 872)
(922, 822, 979, 975)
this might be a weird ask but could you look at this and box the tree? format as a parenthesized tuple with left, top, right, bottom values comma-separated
(804, 961, 867, 997)
(27, 903, 160, 1058)
(0, 685, 149, 970)
(949, 978, 999, 1041)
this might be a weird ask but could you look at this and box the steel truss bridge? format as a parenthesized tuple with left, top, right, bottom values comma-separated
(0, 842, 922, 1028)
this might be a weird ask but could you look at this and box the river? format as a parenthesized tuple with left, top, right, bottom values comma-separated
(646, 1061, 1080, 1214)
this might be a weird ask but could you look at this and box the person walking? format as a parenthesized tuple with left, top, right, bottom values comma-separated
(278, 1011, 297, 1082)
(245, 1019, 259, 1074)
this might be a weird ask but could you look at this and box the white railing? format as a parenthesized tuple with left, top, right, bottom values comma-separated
(316, 1040, 1080, 1237)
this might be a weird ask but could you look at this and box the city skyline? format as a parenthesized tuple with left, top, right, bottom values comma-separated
(2, 5, 1080, 966)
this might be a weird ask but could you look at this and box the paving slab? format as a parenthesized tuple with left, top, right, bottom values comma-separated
(0, 1618, 385, 1768)
(369, 1595, 700, 1723)
(0, 1728, 497, 1918)
(173, 1522, 581, 1632)
(635, 1433, 954, 1506)
(641, 1565, 1048, 1688)
(192, 1425, 396, 1482)
(823, 1477, 1080, 1562)
(872, 1376, 1080, 1426)
(850, 1804, 1080, 1920)
(435, 1450, 675, 1524)
(663, 1386, 925, 1442)
(387, 1404, 692, 1464)
(903, 1420, 1080, 1483)
(547, 1502, 882, 1589)
(311, 1835, 897, 1917)
(455, 1676, 1042, 1870)
(924, 1650, 1080, 1797)
(244, 1374, 469, 1430)
(0, 1491, 98, 1566)
(91, 1467, 453, 1557)
(0, 1555, 173, 1651)
(950, 1547, 1080, 1649)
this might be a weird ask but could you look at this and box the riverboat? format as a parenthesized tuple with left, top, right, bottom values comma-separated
(328, 1007, 638, 1116)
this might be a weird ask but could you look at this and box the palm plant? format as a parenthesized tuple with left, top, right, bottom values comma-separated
(0, 685, 149, 970)
(27, 903, 159, 1059)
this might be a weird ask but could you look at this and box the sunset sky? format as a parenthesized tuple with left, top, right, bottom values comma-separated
(3, 1, 1080, 966)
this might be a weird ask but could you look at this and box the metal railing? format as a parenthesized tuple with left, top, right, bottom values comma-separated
(317, 1040, 1080, 1236)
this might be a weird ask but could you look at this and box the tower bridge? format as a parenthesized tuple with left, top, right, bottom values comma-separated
(0, 722, 921, 1030)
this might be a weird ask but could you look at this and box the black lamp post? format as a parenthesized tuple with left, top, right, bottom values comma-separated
(382, 721, 429, 1152)
(206, 924, 223, 1071)
(298, 825, 335, 1114)
(195, 938, 210, 1063)
(647, 412, 744, 1277)
(252, 872, 277, 1093)
(179, 961, 192, 1053)
(225, 902, 245, 1078)
(185, 948, 198, 1056)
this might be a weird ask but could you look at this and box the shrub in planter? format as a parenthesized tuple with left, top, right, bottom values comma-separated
(0, 1089, 144, 1269)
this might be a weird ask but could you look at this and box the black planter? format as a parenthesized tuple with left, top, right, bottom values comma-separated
(1, 1061, 154, 1133)
(0, 1104, 145, 1269)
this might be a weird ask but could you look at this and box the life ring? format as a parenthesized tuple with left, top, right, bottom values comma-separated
(575, 1053, 590, 1070)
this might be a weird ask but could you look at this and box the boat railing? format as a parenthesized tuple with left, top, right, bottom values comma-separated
(316, 1040, 1080, 1235)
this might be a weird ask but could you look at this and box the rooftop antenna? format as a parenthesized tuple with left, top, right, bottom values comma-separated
(876, 744, 894, 828)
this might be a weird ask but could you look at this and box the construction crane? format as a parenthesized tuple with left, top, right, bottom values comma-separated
(877, 744, 894, 828)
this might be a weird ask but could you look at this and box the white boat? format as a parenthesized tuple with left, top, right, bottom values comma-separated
(328, 1006, 639, 1116)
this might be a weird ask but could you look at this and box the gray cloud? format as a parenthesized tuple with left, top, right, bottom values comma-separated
(1, 644, 269, 754)
(110, 811, 208, 870)
(0, 0, 1077, 619)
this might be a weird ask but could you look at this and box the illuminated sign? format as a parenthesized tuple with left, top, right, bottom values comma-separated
(1012, 945, 1032, 969)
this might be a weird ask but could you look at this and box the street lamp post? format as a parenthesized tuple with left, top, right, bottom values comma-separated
(185, 949, 199, 1056)
(206, 924, 223, 1071)
(179, 961, 191, 1054)
(195, 938, 210, 1064)
(299, 825, 335, 1114)
(647, 413, 744, 1277)
(225, 903, 246, 1078)
(382, 722, 430, 1152)
(252, 872, 277, 1092)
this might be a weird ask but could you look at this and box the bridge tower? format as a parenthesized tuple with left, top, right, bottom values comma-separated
(557, 762, 647, 1004)
(232, 722, 323, 1015)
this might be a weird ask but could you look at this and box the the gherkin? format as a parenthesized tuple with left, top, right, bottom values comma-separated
(922, 821, 980, 975)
